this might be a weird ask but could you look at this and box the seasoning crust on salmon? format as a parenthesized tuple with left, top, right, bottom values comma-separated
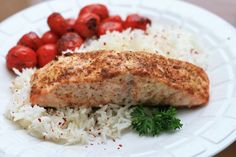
(30, 50, 209, 108)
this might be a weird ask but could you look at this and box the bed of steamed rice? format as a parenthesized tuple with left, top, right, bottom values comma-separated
(5, 24, 206, 145)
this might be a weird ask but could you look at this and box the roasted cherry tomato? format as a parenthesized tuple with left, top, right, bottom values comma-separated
(47, 12, 68, 36)
(103, 15, 122, 23)
(79, 4, 109, 20)
(74, 13, 100, 38)
(36, 44, 57, 67)
(17, 32, 42, 51)
(57, 32, 84, 53)
(41, 31, 59, 44)
(6, 45, 37, 72)
(124, 14, 151, 30)
(98, 21, 123, 36)
(66, 18, 76, 32)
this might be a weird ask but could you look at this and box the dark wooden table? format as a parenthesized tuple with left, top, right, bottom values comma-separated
(0, 0, 235, 156)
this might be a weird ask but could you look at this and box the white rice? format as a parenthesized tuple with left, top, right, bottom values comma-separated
(5, 24, 206, 145)
(80, 24, 206, 68)
(5, 68, 131, 144)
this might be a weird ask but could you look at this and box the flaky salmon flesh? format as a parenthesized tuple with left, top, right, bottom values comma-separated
(30, 50, 209, 108)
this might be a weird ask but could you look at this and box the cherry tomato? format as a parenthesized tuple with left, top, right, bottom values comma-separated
(98, 21, 123, 36)
(124, 14, 151, 30)
(17, 32, 42, 51)
(41, 31, 59, 44)
(103, 15, 122, 23)
(57, 32, 84, 53)
(6, 45, 37, 72)
(66, 18, 76, 32)
(74, 13, 100, 38)
(47, 12, 68, 36)
(36, 44, 57, 67)
(79, 4, 109, 20)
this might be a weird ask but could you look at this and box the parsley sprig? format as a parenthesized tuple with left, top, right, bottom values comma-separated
(130, 106, 182, 136)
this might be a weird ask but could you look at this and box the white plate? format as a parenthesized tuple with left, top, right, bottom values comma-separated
(0, 0, 236, 157)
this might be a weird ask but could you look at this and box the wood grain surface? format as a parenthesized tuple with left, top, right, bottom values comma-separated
(187, 0, 236, 27)
(0, 0, 235, 156)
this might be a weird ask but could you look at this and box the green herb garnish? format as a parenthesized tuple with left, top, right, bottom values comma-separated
(130, 106, 182, 136)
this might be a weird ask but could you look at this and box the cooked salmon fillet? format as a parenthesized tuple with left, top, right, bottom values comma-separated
(30, 50, 209, 108)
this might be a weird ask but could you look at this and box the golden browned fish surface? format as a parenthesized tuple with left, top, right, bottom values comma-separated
(30, 50, 209, 108)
